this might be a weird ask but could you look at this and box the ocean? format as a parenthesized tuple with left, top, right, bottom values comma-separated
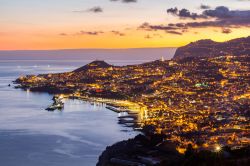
(0, 48, 175, 166)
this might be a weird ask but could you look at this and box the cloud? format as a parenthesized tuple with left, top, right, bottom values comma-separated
(59, 31, 104, 36)
(166, 8, 178, 15)
(60, 30, 127, 37)
(73, 6, 103, 13)
(77, 31, 104, 35)
(200, 4, 211, 10)
(138, 22, 178, 31)
(203, 6, 232, 18)
(88, 7, 103, 13)
(167, 6, 250, 23)
(59, 33, 68, 36)
(166, 31, 183, 35)
(139, 6, 250, 35)
(167, 7, 206, 20)
(111, 30, 125, 36)
(186, 6, 250, 28)
(138, 22, 183, 35)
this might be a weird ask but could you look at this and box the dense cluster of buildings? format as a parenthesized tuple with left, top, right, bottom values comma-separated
(16, 55, 250, 152)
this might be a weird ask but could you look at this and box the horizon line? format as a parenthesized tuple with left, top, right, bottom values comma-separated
(0, 47, 177, 52)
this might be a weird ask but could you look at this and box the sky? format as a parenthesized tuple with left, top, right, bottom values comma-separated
(0, 0, 249, 50)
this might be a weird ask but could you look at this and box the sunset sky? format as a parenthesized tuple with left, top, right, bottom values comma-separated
(0, 0, 249, 50)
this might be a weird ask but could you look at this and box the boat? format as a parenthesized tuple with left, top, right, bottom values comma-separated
(46, 101, 64, 111)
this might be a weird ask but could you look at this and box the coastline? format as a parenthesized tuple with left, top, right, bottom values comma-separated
(13, 80, 146, 129)
(12, 54, 250, 165)
(53, 94, 146, 129)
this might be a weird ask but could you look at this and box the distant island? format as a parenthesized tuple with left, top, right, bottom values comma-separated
(14, 36, 250, 166)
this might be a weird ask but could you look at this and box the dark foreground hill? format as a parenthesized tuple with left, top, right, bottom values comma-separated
(173, 36, 250, 59)
(97, 134, 250, 166)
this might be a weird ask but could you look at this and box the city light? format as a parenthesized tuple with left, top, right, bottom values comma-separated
(215, 145, 222, 152)
(15, 55, 250, 150)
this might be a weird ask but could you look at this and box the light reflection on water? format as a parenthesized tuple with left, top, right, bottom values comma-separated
(0, 60, 141, 166)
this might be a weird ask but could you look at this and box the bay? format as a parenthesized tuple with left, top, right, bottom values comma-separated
(0, 60, 141, 166)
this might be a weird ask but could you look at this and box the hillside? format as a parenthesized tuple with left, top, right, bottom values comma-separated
(173, 36, 250, 59)
(74, 60, 112, 72)
(15, 55, 250, 151)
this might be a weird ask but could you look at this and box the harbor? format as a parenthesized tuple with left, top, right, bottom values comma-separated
(47, 94, 147, 129)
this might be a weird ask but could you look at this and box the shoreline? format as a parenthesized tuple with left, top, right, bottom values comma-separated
(51, 93, 146, 129)
(12, 55, 250, 157)
(13, 84, 147, 130)
(8, 85, 250, 166)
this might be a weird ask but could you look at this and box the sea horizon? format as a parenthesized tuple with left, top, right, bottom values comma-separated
(0, 48, 176, 61)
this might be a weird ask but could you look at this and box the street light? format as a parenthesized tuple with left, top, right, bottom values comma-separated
(214, 144, 221, 152)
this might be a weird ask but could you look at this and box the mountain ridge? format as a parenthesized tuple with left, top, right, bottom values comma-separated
(173, 36, 250, 59)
